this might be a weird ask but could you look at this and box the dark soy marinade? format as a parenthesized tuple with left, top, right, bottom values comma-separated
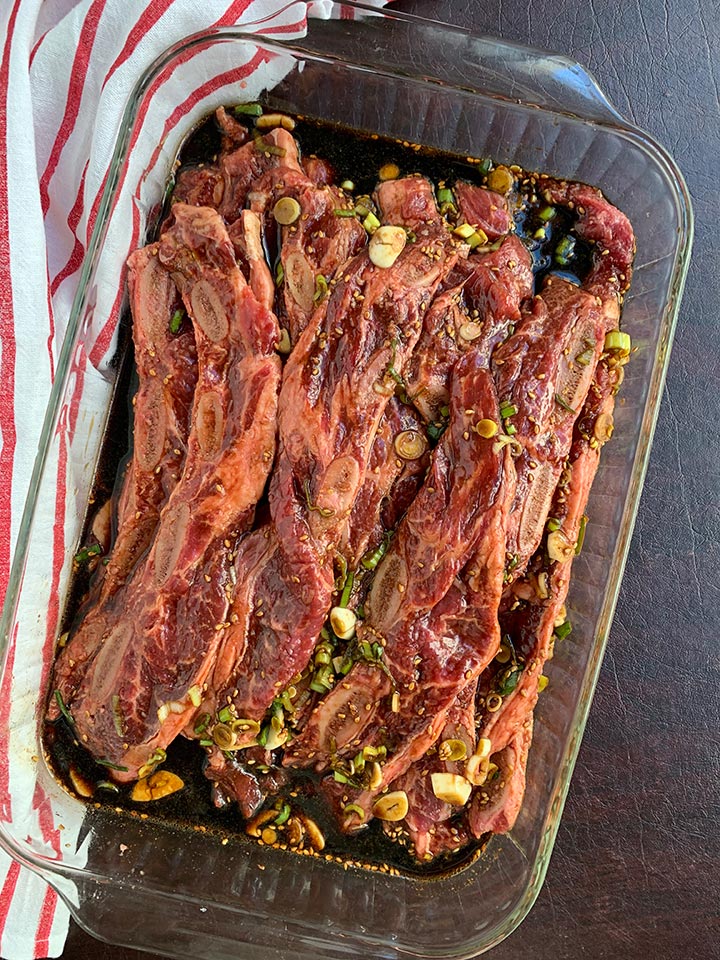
(44, 106, 596, 880)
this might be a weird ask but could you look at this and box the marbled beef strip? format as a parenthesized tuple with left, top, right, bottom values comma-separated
(50, 245, 197, 715)
(55, 205, 281, 780)
(283, 349, 514, 810)
(207, 178, 462, 739)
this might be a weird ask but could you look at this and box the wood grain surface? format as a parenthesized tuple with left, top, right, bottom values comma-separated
(57, 2, 720, 958)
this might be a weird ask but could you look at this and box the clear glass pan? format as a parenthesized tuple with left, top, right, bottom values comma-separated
(0, 4, 692, 958)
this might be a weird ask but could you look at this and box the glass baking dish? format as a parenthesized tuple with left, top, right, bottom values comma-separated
(0, 3, 692, 957)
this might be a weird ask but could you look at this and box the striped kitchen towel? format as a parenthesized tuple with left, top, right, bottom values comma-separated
(0, 2, 388, 957)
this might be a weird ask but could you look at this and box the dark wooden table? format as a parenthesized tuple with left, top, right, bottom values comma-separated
(59, 2, 719, 958)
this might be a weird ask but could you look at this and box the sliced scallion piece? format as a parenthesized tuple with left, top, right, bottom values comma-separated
(604, 330, 632, 354)
(97, 781, 120, 793)
(361, 536, 389, 571)
(169, 309, 184, 334)
(554, 620, 572, 641)
(555, 394, 577, 414)
(54, 690, 74, 727)
(554, 234, 576, 265)
(575, 515, 588, 554)
(111, 694, 124, 739)
(313, 274, 328, 303)
(538, 205, 556, 222)
(274, 803, 291, 826)
(499, 401, 518, 419)
(74, 543, 102, 564)
(96, 759, 128, 772)
(339, 571, 355, 609)
(363, 211, 380, 233)
(234, 103, 263, 117)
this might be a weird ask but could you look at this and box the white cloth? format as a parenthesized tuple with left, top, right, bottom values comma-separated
(0, 2, 386, 956)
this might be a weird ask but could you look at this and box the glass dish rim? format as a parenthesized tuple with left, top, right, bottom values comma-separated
(0, 6, 694, 958)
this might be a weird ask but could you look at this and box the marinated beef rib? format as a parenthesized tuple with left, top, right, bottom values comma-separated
(285, 348, 515, 829)
(495, 275, 610, 586)
(537, 177, 635, 316)
(52, 205, 281, 780)
(248, 162, 366, 346)
(207, 177, 462, 741)
(50, 245, 197, 713)
(389, 681, 477, 859)
(477, 357, 619, 756)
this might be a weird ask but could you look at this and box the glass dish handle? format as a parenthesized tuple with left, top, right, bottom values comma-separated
(285, 1, 628, 127)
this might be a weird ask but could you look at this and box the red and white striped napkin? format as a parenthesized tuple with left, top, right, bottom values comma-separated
(0, 2, 389, 956)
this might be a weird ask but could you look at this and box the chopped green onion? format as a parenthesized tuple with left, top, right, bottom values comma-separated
(279, 690, 295, 714)
(363, 212, 380, 233)
(97, 781, 120, 793)
(499, 401, 518, 419)
(555, 394, 577, 414)
(74, 543, 102, 564)
(361, 537, 389, 571)
(505, 422, 517, 436)
(256, 726, 269, 747)
(169, 309, 184, 334)
(439, 405, 450, 418)
(546, 518, 561, 532)
(340, 180, 355, 192)
(333, 770, 349, 783)
(506, 554, 519, 572)
(54, 690, 74, 727)
(193, 713, 210, 735)
(538, 205, 556, 222)
(478, 158, 492, 175)
(275, 261, 284, 286)
(339, 570, 355, 609)
(111, 694, 124, 739)
(234, 103, 263, 117)
(218, 706, 233, 724)
(467, 229, 488, 249)
(427, 421, 447, 442)
(437, 187, 454, 205)
(199, 739, 214, 747)
(314, 274, 328, 303)
(343, 803, 366, 821)
(334, 554, 348, 592)
(575, 347, 595, 366)
(604, 330, 632, 354)
(303, 479, 334, 518)
(333, 208, 357, 218)
(453, 222, 476, 240)
(496, 666, 521, 696)
(310, 665, 334, 694)
(96, 759, 129, 772)
(554, 620, 572, 641)
(533, 227, 547, 240)
(253, 134, 286, 158)
(554, 235, 576, 265)
(575, 515, 588, 555)
(354, 203, 371, 218)
(274, 803, 291, 825)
